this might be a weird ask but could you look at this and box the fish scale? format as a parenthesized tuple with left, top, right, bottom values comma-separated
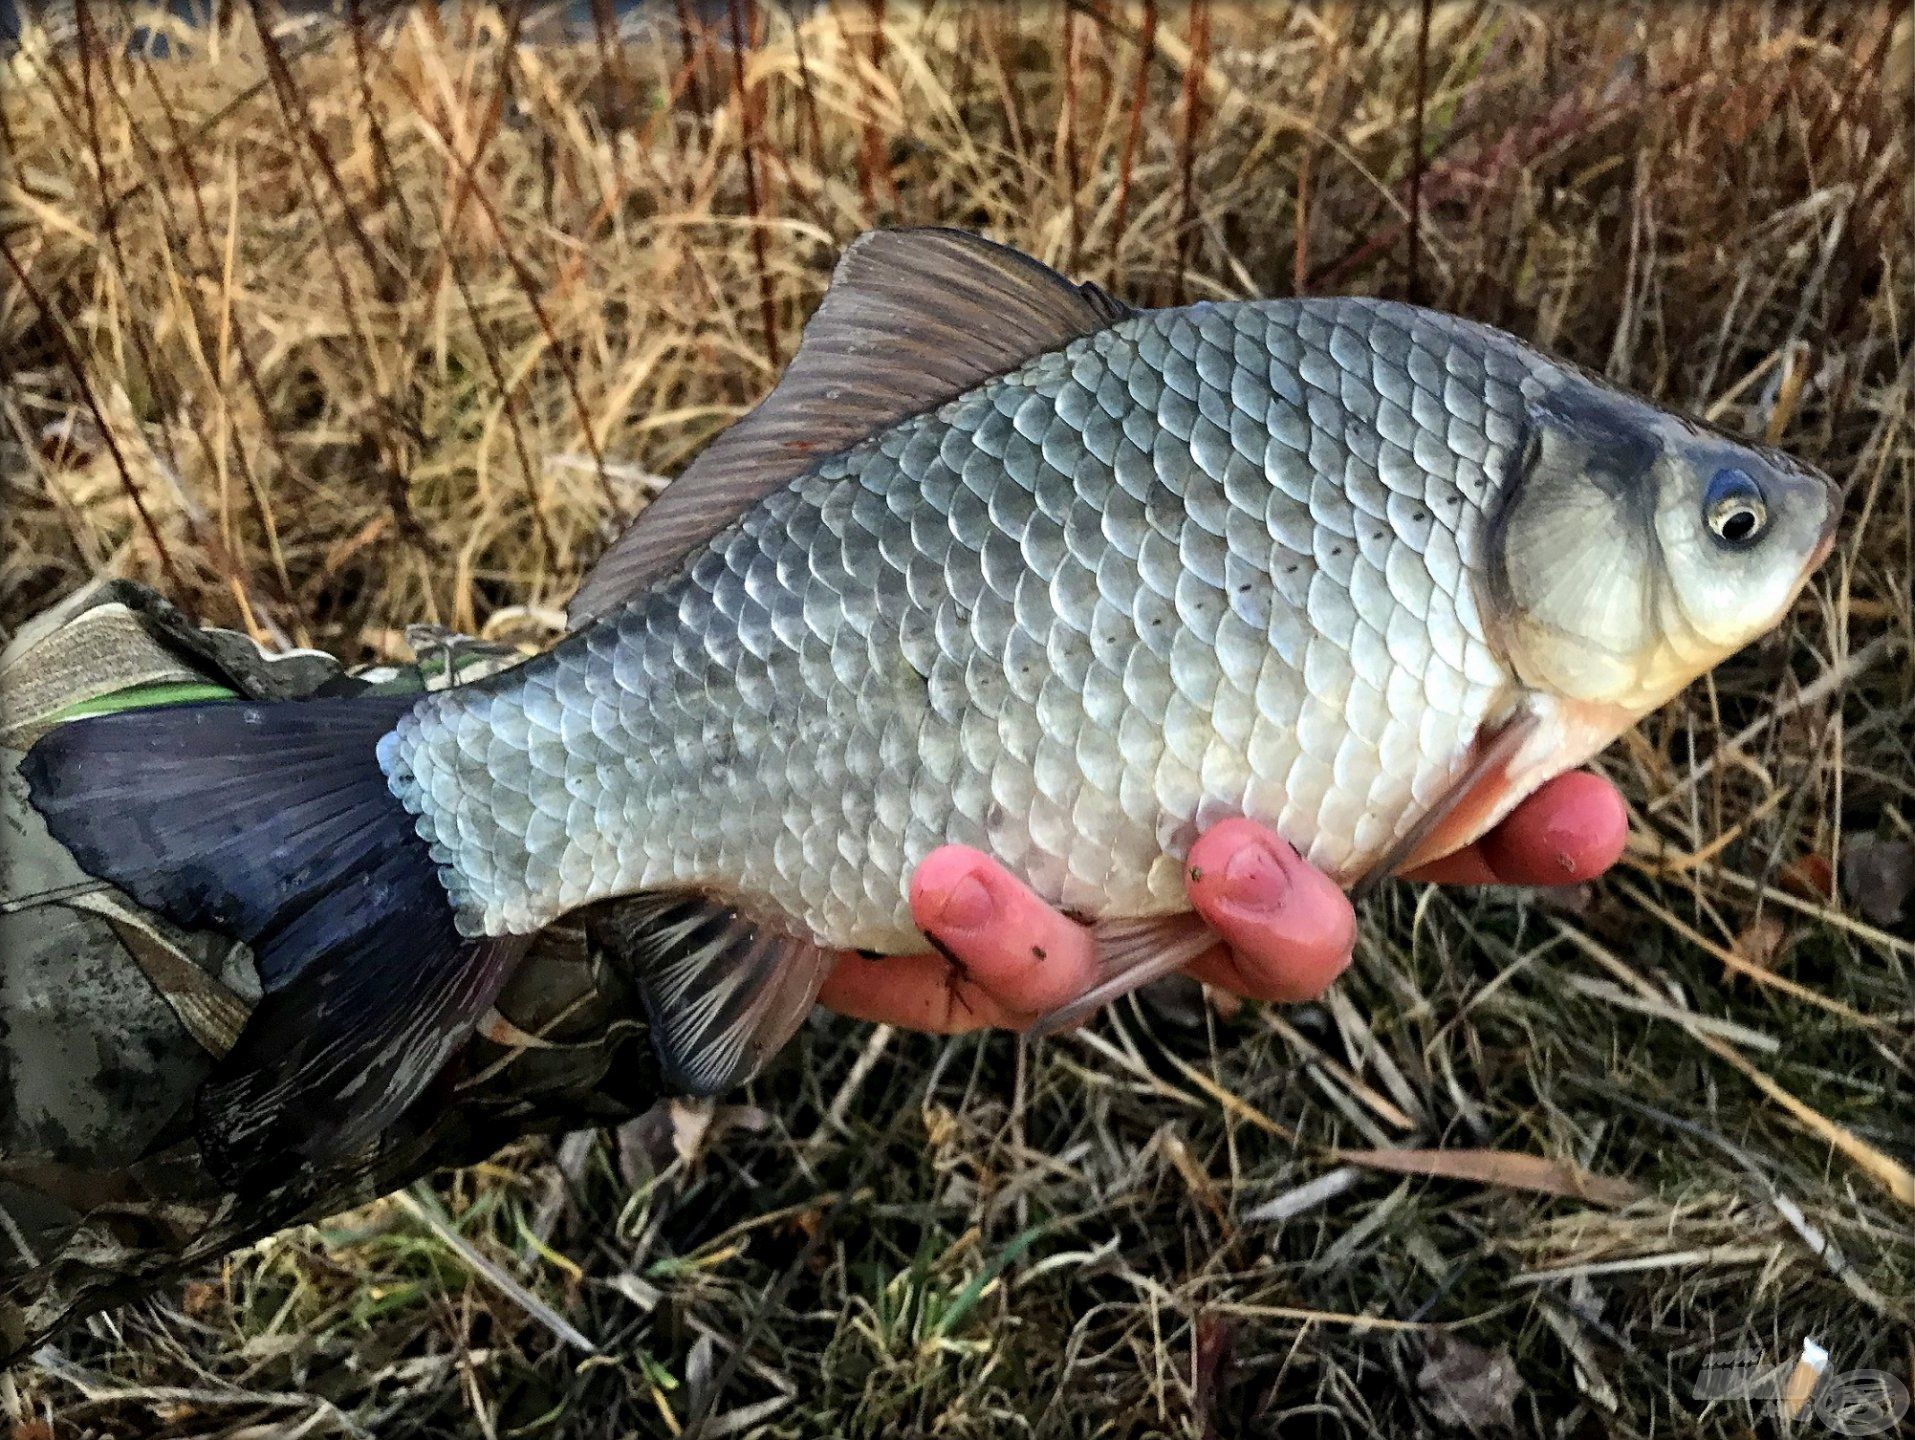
(383, 298, 1537, 947)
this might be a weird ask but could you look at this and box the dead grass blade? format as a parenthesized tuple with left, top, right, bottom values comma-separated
(1332, 1148, 1643, 1209)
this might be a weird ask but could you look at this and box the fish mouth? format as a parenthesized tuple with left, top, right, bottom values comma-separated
(1808, 473, 1842, 569)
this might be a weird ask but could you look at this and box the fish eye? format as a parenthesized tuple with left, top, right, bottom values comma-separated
(1703, 468, 1768, 549)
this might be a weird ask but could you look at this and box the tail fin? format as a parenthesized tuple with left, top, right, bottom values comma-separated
(20, 696, 525, 1189)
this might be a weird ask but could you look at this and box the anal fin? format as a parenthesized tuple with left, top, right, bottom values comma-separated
(1026, 914, 1218, 1037)
(586, 894, 834, 1096)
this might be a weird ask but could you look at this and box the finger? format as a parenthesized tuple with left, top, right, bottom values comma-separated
(815, 847, 1103, 1032)
(1404, 771, 1628, 887)
(1398, 838, 1500, 886)
(1182, 819, 1355, 1003)
(1477, 770, 1628, 884)
(907, 845, 1099, 1014)
(817, 950, 1031, 1032)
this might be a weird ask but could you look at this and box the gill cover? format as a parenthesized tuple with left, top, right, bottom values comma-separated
(1485, 387, 1666, 704)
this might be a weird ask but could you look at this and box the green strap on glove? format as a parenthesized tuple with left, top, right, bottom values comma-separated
(48, 680, 240, 723)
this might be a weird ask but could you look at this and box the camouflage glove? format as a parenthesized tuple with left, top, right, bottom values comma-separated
(0, 582, 664, 1361)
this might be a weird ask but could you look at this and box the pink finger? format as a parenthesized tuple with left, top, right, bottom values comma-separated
(908, 845, 1099, 1017)
(1399, 840, 1500, 886)
(1183, 820, 1355, 1003)
(817, 951, 1023, 1033)
(1476, 771, 1628, 886)
(1402, 772, 1628, 886)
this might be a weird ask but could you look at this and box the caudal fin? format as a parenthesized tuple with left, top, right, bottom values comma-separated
(19, 696, 525, 1189)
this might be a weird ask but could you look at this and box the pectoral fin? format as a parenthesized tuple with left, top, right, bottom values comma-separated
(1348, 707, 1542, 902)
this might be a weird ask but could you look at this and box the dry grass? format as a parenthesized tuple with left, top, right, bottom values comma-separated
(3, 1, 1912, 1435)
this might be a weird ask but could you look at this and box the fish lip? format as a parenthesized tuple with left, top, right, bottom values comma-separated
(1810, 523, 1837, 569)
(1809, 472, 1842, 568)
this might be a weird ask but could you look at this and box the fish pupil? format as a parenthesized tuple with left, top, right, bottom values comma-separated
(1704, 467, 1767, 548)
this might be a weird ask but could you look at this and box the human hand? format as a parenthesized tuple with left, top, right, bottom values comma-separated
(815, 771, 1627, 1033)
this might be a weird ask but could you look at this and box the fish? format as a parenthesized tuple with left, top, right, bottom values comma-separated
(19, 228, 1840, 1189)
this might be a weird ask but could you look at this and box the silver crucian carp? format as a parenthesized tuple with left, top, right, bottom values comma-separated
(22, 229, 1838, 1188)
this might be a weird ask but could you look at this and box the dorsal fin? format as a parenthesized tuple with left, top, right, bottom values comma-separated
(567, 228, 1134, 625)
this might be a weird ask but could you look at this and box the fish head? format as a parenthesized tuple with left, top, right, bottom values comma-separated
(1485, 381, 1840, 716)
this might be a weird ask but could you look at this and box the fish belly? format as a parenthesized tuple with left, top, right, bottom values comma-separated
(390, 299, 1541, 947)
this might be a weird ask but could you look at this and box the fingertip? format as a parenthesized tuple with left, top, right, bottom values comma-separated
(908, 845, 994, 926)
(982, 895, 1099, 1014)
(1479, 771, 1628, 886)
(1186, 817, 1296, 881)
(1184, 822, 1355, 1001)
(907, 848, 1097, 1016)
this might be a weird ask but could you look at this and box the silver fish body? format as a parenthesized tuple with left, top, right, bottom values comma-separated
(23, 229, 1837, 1173)
(385, 298, 1560, 951)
